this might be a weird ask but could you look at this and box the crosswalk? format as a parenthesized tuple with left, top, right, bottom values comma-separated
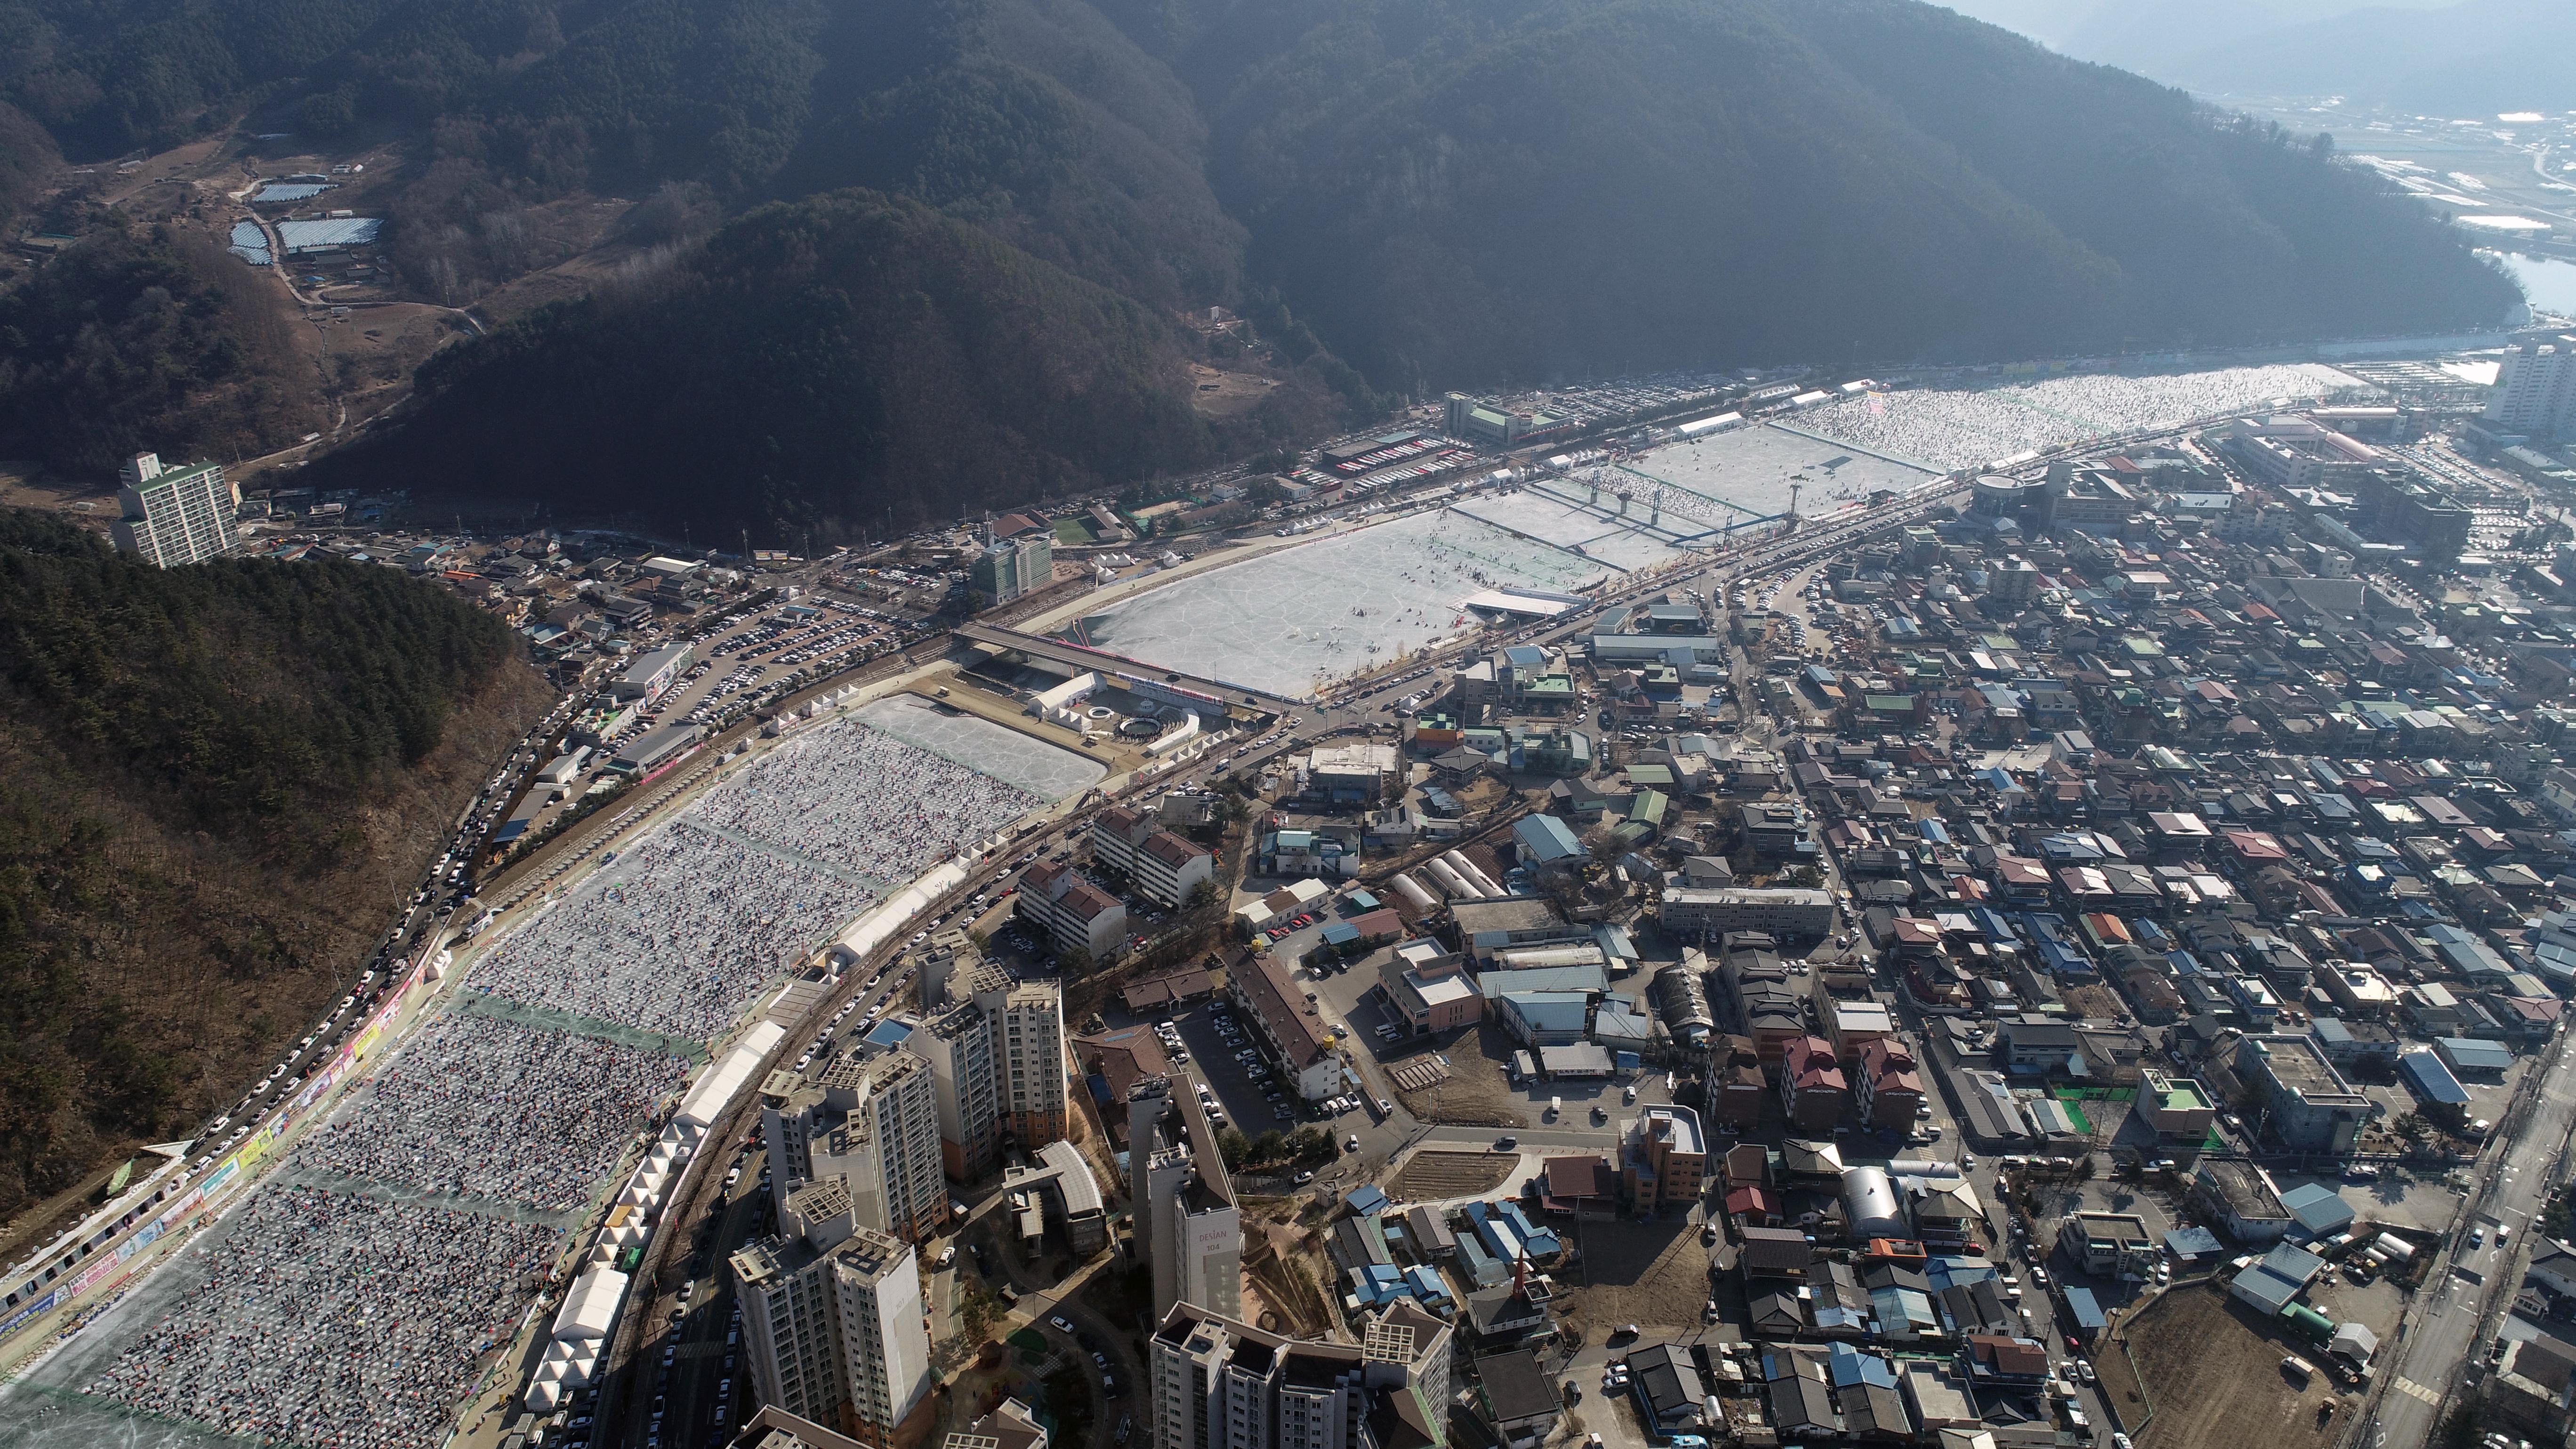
(2393, 1376, 2441, 1406)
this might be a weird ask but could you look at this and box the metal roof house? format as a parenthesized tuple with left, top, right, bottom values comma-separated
(2230, 1242, 2325, 1316)
(2278, 1183, 2356, 1238)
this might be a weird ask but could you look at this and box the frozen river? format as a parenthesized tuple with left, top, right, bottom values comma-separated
(1791, 362, 2367, 472)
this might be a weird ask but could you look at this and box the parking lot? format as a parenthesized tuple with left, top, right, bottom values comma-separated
(1100, 999, 1322, 1141)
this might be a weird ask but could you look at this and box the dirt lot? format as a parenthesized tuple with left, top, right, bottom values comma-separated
(2117, 1283, 2355, 1449)
(1390, 1023, 1529, 1127)
(1557, 1219, 1711, 1343)
(1392, 1150, 1515, 1200)
(1183, 364, 1282, 418)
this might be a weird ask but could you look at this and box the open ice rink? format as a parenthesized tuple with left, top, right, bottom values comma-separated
(1792, 362, 2367, 472)
(1627, 423, 1940, 518)
(1081, 509, 1612, 697)
(851, 696, 1103, 802)
(1449, 487, 1703, 571)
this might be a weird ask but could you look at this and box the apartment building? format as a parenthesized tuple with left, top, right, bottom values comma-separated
(1145, 1300, 1451, 1449)
(1852, 1038, 1924, 1130)
(2487, 333, 2576, 437)
(764, 1051, 947, 1244)
(910, 947, 1069, 1174)
(1779, 1036, 1850, 1132)
(1017, 860, 1129, 963)
(1621, 1104, 1707, 1216)
(729, 1179, 934, 1444)
(990, 973, 1069, 1144)
(110, 452, 239, 567)
(1092, 806, 1216, 909)
(916, 990, 1003, 1181)
(1659, 887, 1834, 942)
(1129, 1078, 1241, 1320)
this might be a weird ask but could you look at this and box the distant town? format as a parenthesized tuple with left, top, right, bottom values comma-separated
(13, 330, 2576, 1449)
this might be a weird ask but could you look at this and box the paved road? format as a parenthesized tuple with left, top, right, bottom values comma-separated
(2359, 1020, 2576, 1449)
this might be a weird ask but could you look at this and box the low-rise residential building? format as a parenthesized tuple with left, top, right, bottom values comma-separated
(1622, 1104, 1707, 1215)
(1709, 1035, 1768, 1128)
(2058, 1212, 2158, 1278)
(1854, 1038, 1923, 1129)
(1376, 939, 1484, 1035)
(1015, 860, 1129, 963)
(1092, 805, 1215, 908)
(1780, 1036, 1849, 1132)
(1229, 949, 1343, 1100)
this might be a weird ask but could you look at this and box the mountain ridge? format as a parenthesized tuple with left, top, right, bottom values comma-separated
(4, 0, 2531, 532)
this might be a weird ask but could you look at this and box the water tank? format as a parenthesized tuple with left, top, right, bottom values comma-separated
(2280, 1303, 2335, 1344)
(1842, 1167, 1905, 1241)
(2374, 1232, 2415, 1263)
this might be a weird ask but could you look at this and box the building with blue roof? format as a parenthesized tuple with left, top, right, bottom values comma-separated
(1403, 1265, 1451, 1306)
(2435, 1036, 2514, 1077)
(1827, 1342, 1901, 1389)
(2278, 1183, 2355, 1237)
(1499, 991, 1594, 1046)
(1455, 1234, 1507, 1288)
(1513, 813, 1586, 869)
(1466, 1201, 1527, 1265)
(1345, 1184, 1390, 1216)
(2165, 1226, 2223, 1259)
(1347, 1263, 1405, 1306)
(2398, 1048, 2472, 1105)
(2061, 1285, 2107, 1336)
(1494, 1201, 1562, 1257)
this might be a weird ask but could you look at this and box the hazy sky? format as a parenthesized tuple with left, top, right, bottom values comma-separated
(1934, 0, 2454, 81)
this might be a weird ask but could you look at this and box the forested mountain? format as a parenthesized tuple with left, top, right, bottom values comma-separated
(0, 214, 328, 476)
(0, 511, 546, 1222)
(309, 190, 1334, 539)
(0, 101, 58, 234)
(3, 0, 2529, 531)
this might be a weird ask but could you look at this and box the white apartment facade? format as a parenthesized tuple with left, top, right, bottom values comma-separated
(731, 1179, 933, 1444)
(1128, 1078, 1240, 1321)
(110, 452, 239, 567)
(1092, 806, 1216, 908)
(1146, 1301, 1452, 1449)
(1017, 860, 1128, 963)
(2487, 334, 2576, 436)
(764, 1050, 947, 1244)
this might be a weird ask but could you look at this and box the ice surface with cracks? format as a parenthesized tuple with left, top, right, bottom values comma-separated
(1083, 509, 1611, 697)
(1794, 363, 2367, 472)
(849, 696, 1103, 801)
